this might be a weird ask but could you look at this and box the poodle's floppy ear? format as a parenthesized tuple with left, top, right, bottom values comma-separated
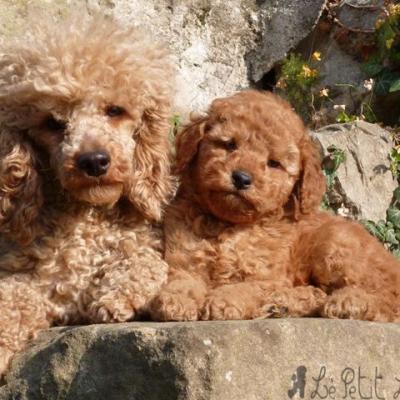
(128, 109, 175, 222)
(0, 129, 43, 245)
(175, 117, 208, 173)
(294, 134, 326, 216)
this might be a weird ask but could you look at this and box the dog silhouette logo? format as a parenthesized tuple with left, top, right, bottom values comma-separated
(288, 366, 307, 399)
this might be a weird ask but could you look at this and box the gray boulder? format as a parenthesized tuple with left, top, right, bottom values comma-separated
(313, 121, 397, 221)
(0, 0, 326, 113)
(1, 319, 400, 400)
(246, 0, 327, 82)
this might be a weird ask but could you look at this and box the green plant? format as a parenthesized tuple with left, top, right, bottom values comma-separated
(360, 101, 378, 123)
(276, 53, 319, 122)
(390, 146, 400, 176)
(362, 187, 400, 258)
(333, 83, 377, 124)
(363, 4, 400, 97)
(335, 110, 358, 123)
(321, 145, 346, 210)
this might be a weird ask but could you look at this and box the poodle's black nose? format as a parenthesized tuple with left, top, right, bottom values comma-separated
(232, 170, 252, 190)
(76, 151, 111, 177)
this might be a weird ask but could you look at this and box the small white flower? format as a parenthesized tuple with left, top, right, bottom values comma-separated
(333, 104, 346, 111)
(363, 78, 374, 91)
(319, 88, 329, 97)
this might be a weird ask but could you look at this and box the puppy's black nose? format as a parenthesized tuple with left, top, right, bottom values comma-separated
(232, 170, 252, 190)
(76, 151, 111, 177)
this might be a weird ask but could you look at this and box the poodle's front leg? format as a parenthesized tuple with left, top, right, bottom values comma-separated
(322, 287, 396, 322)
(201, 281, 306, 320)
(0, 277, 50, 378)
(259, 286, 327, 318)
(84, 256, 169, 323)
(149, 270, 208, 321)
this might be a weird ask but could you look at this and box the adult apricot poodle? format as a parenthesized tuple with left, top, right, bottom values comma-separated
(0, 16, 175, 375)
(150, 90, 400, 323)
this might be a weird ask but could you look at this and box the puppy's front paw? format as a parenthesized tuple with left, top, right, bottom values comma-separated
(149, 291, 200, 321)
(202, 294, 247, 320)
(258, 291, 291, 318)
(88, 296, 137, 323)
(321, 289, 391, 321)
(259, 287, 327, 318)
(259, 303, 289, 318)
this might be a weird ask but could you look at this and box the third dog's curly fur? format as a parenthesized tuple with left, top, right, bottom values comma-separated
(0, 16, 175, 375)
(150, 90, 400, 323)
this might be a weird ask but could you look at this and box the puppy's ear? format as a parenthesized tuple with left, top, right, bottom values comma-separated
(175, 117, 207, 173)
(295, 134, 326, 215)
(128, 109, 174, 222)
(0, 129, 43, 245)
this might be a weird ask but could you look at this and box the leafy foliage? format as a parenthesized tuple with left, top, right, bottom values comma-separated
(363, 5, 400, 97)
(321, 145, 346, 210)
(362, 187, 400, 258)
(276, 53, 319, 122)
(335, 111, 358, 124)
(390, 146, 400, 176)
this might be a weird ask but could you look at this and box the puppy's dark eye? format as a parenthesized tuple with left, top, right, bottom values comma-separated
(267, 159, 281, 169)
(106, 105, 125, 117)
(45, 117, 67, 132)
(223, 139, 237, 151)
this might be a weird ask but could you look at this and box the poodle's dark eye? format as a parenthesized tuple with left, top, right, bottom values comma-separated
(45, 117, 67, 132)
(223, 139, 237, 151)
(106, 105, 126, 117)
(267, 159, 281, 169)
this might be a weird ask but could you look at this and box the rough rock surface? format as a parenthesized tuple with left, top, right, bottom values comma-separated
(313, 121, 397, 221)
(336, 0, 384, 32)
(0, 0, 326, 113)
(1, 319, 400, 400)
(246, 0, 327, 82)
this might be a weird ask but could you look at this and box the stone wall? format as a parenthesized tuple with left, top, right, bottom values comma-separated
(0, 0, 326, 113)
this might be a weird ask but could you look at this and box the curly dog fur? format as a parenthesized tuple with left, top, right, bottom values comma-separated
(0, 16, 175, 375)
(150, 90, 400, 323)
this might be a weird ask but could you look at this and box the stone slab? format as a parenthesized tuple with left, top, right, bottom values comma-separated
(1, 319, 400, 400)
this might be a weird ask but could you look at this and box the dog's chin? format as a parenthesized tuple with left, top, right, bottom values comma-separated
(73, 184, 124, 206)
(205, 192, 259, 224)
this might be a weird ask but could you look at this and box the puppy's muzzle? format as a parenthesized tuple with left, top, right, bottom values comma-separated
(76, 150, 111, 177)
(232, 170, 252, 190)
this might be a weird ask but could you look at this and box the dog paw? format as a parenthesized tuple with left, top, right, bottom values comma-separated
(298, 287, 327, 312)
(259, 303, 289, 318)
(321, 288, 397, 322)
(201, 295, 247, 320)
(87, 296, 137, 323)
(322, 296, 368, 320)
(259, 287, 327, 318)
(149, 292, 200, 321)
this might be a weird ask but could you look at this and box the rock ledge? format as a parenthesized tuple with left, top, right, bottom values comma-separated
(1, 319, 400, 400)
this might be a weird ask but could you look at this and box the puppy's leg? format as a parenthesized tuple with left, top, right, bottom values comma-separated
(322, 287, 395, 322)
(259, 286, 327, 318)
(149, 270, 208, 321)
(304, 219, 399, 322)
(84, 255, 169, 323)
(0, 277, 50, 378)
(201, 281, 315, 320)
